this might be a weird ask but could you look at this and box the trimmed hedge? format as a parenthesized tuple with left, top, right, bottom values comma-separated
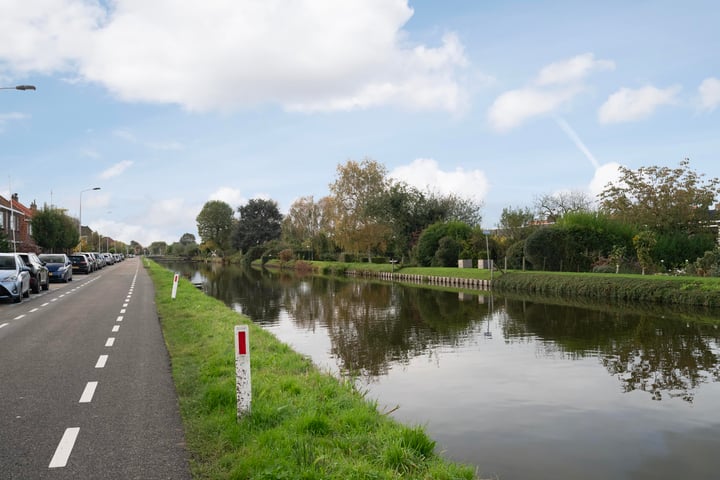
(493, 272, 720, 307)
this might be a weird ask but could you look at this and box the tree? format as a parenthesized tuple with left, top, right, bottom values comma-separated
(599, 158, 720, 234)
(633, 230, 657, 275)
(497, 206, 536, 243)
(328, 158, 391, 259)
(147, 241, 168, 256)
(432, 236, 461, 267)
(535, 190, 593, 222)
(196, 200, 234, 252)
(179, 233, 197, 245)
(414, 221, 473, 267)
(31, 207, 79, 252)
(282, 195, 325, 258)
(233, 198, 283, 253)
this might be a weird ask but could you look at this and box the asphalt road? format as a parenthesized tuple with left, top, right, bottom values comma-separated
(0, 257, 191, 479)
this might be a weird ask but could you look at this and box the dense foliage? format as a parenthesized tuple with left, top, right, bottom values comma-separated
(196, 200, 234, 252)
(233, 198, 283, 253)
(31, 207, 79, 252)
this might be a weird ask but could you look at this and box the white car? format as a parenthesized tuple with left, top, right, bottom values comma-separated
(0, 253, 31, 303)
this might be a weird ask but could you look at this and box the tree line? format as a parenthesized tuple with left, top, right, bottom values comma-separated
(181, 157, 720, 276)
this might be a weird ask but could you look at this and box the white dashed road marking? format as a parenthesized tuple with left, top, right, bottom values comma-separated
(49, 427, 80, 468)
(79, 382, 98, 403)
(95, 355, 108, 368)
(105, 337, 115, 347)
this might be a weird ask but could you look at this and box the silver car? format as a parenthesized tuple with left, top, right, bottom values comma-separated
(0, 253, 31, 303)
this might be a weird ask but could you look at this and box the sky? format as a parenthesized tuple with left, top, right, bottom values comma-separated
(1, 0, 719, 247)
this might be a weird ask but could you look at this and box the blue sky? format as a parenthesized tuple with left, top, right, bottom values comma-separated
(1, 0, 719, 246)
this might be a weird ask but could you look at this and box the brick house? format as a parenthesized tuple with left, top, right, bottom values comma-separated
(0, 194, 39, 253)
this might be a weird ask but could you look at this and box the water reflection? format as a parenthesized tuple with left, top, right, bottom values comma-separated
(163, 261, 720, 403)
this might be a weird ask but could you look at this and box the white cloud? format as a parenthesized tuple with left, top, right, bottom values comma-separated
(698, 77, 720, 112)
(0, 0, 468, 113)
(209, 187, 246, 210)
(99, 160, 133, 179)
(488, 86, 581, 132)
(536, 53, 615, 86)
(588, 162, 623, 199)
(487, 53, 612, 131)
(390, 158, 489, 201)
(598, 85, 680, 124)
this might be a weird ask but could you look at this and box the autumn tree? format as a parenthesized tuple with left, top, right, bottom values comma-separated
(599, 159, 720, 234)
(328, 158, 391, 260)
(196, 200, 234, 252)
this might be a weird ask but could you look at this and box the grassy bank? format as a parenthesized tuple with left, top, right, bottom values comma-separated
(145, 260, 477, 480)
(493, 271, 720, 307)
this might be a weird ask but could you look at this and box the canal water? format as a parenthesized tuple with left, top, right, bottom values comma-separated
(163, 261, 720, 479)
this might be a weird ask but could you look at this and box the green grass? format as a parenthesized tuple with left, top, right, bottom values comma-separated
(145, 259, 477, 480)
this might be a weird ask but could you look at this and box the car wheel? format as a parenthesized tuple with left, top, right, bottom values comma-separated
(31, 280, 40, 294)
(23, 288, 30, 298)
(13, 293, 21, 303)
(42, 276, 49, 290)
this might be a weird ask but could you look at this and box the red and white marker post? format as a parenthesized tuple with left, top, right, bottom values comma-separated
(171, 272, 179, 299)
(234, 325, 251, 419)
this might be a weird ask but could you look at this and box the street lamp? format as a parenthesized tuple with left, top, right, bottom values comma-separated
(79, 187, 101, 246)
(0, 85, 36, 91)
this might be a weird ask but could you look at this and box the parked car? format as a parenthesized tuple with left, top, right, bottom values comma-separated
(102, 252, 115, 265)
(85, 252, 103, 270)
(0, 253, 31, 303)
(39, 253, 73, 283)
(18, 252, 50, 293)
(69, 253, 92, 274)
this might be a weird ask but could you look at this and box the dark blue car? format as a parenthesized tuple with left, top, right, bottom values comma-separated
(39, 253, 73, 283)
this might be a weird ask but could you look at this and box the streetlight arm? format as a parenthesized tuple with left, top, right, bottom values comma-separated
(0, 85, 36, 90)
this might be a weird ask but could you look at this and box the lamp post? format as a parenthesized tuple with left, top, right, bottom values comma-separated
(0, 85, 36, 91)
(79, 187, 101, 247)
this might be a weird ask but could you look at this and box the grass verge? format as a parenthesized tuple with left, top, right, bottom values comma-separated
(146, 259, 477, 480)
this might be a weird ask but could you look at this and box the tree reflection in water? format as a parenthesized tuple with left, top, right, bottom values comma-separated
(159, 261, 720, 403)
(503, 300, 720, 403)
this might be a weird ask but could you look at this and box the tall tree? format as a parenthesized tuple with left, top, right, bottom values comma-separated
(599, 158, 720, 233)
(282, 196, 320, 246)
(535, 190, 593, 222)
(179, 233, 197, 245)
(31, 207, 79, 252)
(196, 200, 234, 251)
(233, 198, 283, 253)
(328, 158, 391, 258)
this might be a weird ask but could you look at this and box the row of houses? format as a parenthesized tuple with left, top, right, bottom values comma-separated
(0, 193, 39, 253)
(0, 194, 117, 254)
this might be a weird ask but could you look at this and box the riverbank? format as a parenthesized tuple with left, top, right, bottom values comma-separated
(145, 260, 477, 479)
(260, 259, 720, 308)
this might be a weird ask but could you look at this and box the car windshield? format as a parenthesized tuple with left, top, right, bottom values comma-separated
(40, 255, 65, 263)
(0, 256, 17, 269)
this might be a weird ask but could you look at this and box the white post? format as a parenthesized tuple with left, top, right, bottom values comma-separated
(171, 272, 179, 299)
(234, 325, 252, 419)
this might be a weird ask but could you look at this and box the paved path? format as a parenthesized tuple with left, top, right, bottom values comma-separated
(0, 257, 191, 479)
